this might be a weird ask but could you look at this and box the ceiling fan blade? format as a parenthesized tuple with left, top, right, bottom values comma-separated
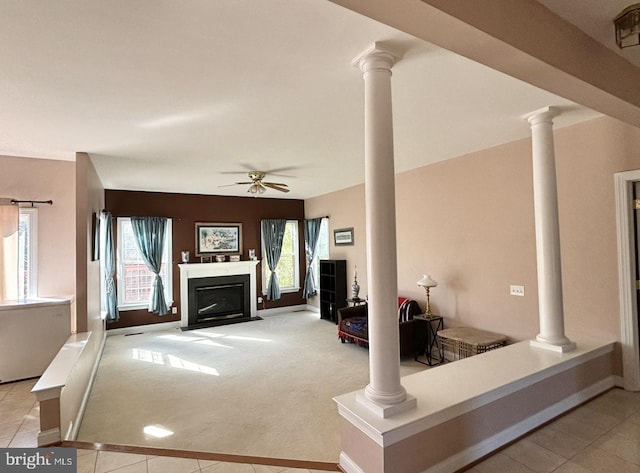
(263, 181, 288, 187)
(218, 181, 252, 188)
(263, 182, 290, 193)
(262, 165, 300, 177)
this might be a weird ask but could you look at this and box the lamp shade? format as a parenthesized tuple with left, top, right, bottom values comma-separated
(417, 274, 437, 288)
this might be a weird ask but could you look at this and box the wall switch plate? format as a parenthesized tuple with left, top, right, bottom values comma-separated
(171, 307, 177, 314)
(510, 285, 525, 296)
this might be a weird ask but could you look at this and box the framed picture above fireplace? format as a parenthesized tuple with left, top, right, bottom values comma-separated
(195, 222, 243, 257)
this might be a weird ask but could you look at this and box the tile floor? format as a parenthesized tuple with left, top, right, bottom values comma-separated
(3, 377, 640, 472)
(0, 379, 331, 472)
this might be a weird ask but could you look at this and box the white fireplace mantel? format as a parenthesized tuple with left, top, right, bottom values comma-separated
(178, 261, 260, 328)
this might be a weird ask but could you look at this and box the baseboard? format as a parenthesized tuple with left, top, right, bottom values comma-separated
(107, 321, 181, 336)
(38, 428, 61, 447)
(306, 304, 320, 313)
(424, 376, 616, 473)
(339, 452, 366, 473)
(257, 304, 308, 317)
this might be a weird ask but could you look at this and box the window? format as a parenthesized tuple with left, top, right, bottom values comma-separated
(18, 208, 38, 299)
(116, 217, 172, 309)
(312, 218, 329, 293)
(262, 220, 300, 294)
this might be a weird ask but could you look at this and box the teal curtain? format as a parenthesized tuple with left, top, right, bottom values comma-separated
(261, 219, 287, 300)
(102, 212, 119, 322)
(303, 217, 323, 299)
(130, 217, 168, 316)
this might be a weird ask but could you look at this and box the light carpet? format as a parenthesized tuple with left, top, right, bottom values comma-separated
(77, 310, 428, 462)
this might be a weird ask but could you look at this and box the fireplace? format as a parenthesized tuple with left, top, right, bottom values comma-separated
(179, 261, 259, 329)
(188, 274, 251, 327)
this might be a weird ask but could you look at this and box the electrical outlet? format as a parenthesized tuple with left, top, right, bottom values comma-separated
(258, 296, 263, 303)
(171, 307, 177, 314)
(510, 285, 525, 296)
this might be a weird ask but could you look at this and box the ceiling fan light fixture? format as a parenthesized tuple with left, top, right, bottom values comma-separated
(248, 183, 266, 196)
(615, 3, 640, 49)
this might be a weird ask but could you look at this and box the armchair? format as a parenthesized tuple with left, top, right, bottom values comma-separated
(337, 298, 421, 358)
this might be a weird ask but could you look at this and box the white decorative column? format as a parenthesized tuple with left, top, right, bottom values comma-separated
(353, 42, 416, 417)
(525, 106, 576, 353)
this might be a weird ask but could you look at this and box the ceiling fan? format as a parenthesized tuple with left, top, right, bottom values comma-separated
(222, 171, 290, 195)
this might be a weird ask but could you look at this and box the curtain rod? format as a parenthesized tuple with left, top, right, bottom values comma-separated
(11, 199, 53, 207)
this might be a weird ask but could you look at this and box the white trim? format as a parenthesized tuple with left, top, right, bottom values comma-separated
(18, 207, 38, 298)
(178, 261, 259, 328)
(615, 170, 640, 391)
(107, 320, 181, 336)
(37, 428, 61, 447)
(339, 452, 366, 473)
(116, 217, 173, 310)
(306, 304, 320, 313)
(261, 220, 300, 294)
(33, 386, 62, 402)
(257, 304, 308, 317)
(335, 340, 615, 447)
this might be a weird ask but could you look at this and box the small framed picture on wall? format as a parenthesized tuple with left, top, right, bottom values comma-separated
(334, 227, 354, 246)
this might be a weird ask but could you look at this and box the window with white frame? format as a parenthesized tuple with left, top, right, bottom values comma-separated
(116, 217, 172, 309)
(312, 218, 329, 294)
(262, 220, 300, 294)
(18, 208, 38, 299)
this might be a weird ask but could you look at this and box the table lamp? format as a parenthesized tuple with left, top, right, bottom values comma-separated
(417, 274, 438, 317)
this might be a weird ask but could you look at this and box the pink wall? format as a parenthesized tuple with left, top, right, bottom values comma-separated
(305, 116, 640, 342)
(0, 155, 76, 299)
(306, 185, 366, 306)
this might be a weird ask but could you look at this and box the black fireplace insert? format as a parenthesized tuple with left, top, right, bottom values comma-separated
(187, 274, 251, 328)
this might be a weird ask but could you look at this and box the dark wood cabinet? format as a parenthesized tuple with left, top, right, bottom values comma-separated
(319, 259, 347, 323)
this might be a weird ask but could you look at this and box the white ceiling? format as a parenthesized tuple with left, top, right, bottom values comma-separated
(0, 0, 623, 200)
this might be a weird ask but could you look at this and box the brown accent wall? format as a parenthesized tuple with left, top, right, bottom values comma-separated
(105, 190, 306, 329)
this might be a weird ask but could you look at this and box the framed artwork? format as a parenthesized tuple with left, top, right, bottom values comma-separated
(334, 227, 354, 246)
(195, 222, 243, 256)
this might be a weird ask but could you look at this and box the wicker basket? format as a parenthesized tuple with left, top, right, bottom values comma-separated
(437, 327, 507, 361)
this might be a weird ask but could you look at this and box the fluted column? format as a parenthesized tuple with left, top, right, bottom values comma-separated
(353, 42, 415, 417)
(525, 106, 576, 353)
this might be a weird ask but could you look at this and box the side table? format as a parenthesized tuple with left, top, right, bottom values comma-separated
(346, 298, 367, 307)
(413, 315, 444, 366)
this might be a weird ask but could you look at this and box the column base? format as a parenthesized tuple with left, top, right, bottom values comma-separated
(357, 391, 417, 418)
(37, 427, 61, 447)
(530, 338, 577, 353)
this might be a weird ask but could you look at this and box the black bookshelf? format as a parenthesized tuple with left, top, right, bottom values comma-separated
(319, 259, 347, 323)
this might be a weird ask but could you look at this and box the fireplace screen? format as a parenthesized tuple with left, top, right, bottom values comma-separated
(188, 274, 251, 327)
(196, 283, 243, 322)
